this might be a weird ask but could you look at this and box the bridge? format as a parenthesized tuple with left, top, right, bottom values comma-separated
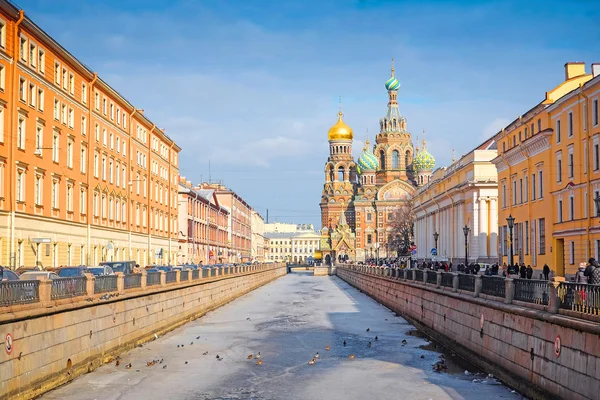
(1, 265, 599, 400)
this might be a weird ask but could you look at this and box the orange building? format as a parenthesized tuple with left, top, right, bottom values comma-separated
(492, 62, 600, 276)
(0, 2, 180, 268)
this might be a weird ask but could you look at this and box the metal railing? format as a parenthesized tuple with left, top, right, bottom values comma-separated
(180, 270, 189, 281)
(94, 275, 118, 294)
(426, 271, 437, 284)
(481, 276, 505, 298)
(441, 273, 454, 288)
(558, 282, 600, 315)
(51, 277, 87, 300)
(146, 272, 161, 286)
(514, 279, 549, 305)
(414, 270, 424, 282)
(1, 280, 40, 306)
(458, 274, 475, 292)
(202, 269, 209, 278)
(192, 269, 200, 280)
(124, 273, 142, 289)
(166, 271, 177, 283)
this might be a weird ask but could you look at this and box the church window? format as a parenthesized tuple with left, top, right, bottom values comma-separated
(367, 234, 372, 244)
(392, 150, 399, 169)
(405, 150, 411, 169)
(367, 213, 372, 221)
(393, 120, 397, 130)
(337, 166, 344, 182)
(380, 150, 386, 170)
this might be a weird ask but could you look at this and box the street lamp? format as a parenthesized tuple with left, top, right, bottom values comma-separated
(462, 225, 470, 266)
(433, 232, 439, 252)
(594, 194, 600, 217)
(506, 214, 515, 267)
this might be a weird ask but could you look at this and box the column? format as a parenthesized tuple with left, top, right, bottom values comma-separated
(489, 197, 498, 257)
(479, 197, 488, 258)
(471, 192, 479, 261)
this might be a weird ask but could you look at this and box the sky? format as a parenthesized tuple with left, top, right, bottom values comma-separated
(18, 0, 600, 228)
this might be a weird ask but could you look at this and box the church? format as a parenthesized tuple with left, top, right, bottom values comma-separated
(319, 61, 436, 264)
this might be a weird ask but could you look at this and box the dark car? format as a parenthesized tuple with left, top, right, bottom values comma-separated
(57, 266, 87, 277)
(99, 261, 136, 275)
(0, 267, 20, 281)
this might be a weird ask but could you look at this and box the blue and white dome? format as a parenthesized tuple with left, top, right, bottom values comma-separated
(356, 140, 379, 174)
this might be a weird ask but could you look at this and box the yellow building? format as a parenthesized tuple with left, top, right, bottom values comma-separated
(492, 62, 600, 276)
(413, 140, 498, 264)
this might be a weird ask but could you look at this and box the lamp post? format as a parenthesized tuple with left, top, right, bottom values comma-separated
(506, 214, 515, 268)
(433, 231, 439, 253)
(462, 225, 470, 266)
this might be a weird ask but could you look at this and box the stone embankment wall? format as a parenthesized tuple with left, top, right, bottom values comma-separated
(0, 265, 286, 400)
(336, 267, 600, 400)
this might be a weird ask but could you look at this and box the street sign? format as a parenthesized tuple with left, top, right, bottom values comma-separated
(411, 249, 417, 255)
(5, 333, 13, 355)
(554, 335, 561, 358)
(431, 248, 437, 256)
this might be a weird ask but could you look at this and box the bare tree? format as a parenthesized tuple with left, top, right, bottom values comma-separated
(387, 196, 415, 257)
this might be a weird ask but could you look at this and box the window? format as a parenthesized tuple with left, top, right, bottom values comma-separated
(28, 83, 35, 106)
(95, 123, 99, 141)
(596, 191, 600, 217)
(367, 213, 372, 221)
(37, 88, 44, 110)
(102, 98, 107, 115)
(392, 150, 399, 169)
(54, 62, 60, 85)
(567, 112, 573, 137)
(110, 132, 114, 150)
(94, 92, 99, 110)
(29, 42, 36, 67)
(519, 178, 523, 203)
(556, 120, 561, 143)
(594, 99, 599, 126)
(52, 179, 59, 209)
(103, 129, 107, 146)
(0, 19, 5, 48)
(35, 125, 42, 155)
(35, 175, 42, 205)
(570, 241, 575, 265)
(66, 184, 73, 212)
(82, 83, 87, 104)
(81, 116, 87, 136)
(16, 169, 24, 202)
(67, 140, 73, 168)
(116, 137, 120, 153)
(595, 144, 599, 171)
(94, 153, 99, 177)
(538, 218, 546, 255)
(19, 36, 27, 61)
(115, 162, 120, 186)
(512, 180, 517, 205)
(52, 134, 59, 162)
(62, 68, 68, 90)
(80, 147, 86, 173)
(38, 49, 45, 74)
(61, 103, 67, 124)
(525, 221, 529, 255)
(122, 141, 126, 156)
(558, 199, 563, 222)
(568, 152, 574, 178)
(0, 107, 4, 143)
(17, 117, 25, 149)
(123, 114, 127, 129)
(367, 234, 372, 244)
(102, 156, 106, 180)
(537, 118, 541, 132)
(539, 171, 544, 198)
(122, 167, 126, 188)
(557, 156, 562, 182)
(524, 176, 528, 202)
(109, 160, 113, 184)
(0, 65, 5, 90)
(54, 99, 59, 120)
(80, 189, 87, 214)
(569, 196, 574, 221)
(116, 108, 121, 124)
(19, 78, 26, 102)
(110, 103, 114, 120)
(68, 108, 74, 128)
(68, 73, 74, 95)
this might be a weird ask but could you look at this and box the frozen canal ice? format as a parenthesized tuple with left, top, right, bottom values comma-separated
(41, 272, 524, 400)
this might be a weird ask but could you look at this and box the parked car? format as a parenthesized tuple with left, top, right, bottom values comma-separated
(99, 261, 136, 275)
(57, 266, 87, 278)
(20, 271, 59, 280)
(86, 266, 114, 276)
(0, 268, 20, 281)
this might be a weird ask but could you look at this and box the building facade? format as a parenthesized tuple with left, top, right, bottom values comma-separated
(197, 183, 252, 263)
(413, 141, 498, 264)
(492, 62, 600, 276)
(264, 223, 320, 263)
(319, 61, 435, 264)
(0, 2, 181, 269)
(177, 178, 229, 265)
(251, 210, 265, 263)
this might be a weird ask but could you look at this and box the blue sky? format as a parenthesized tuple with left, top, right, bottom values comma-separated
(20, 0, 600, 228)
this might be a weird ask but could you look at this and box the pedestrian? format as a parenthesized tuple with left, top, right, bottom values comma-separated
(543, 264, 550, 280)
(526, 265, 533, 280)
(519, 264, 527, 279)
(590, 262, 600, 285)
(575, 262, 588, 283)
(584, 258, 597, 283)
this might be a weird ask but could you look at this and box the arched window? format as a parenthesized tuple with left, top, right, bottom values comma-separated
(405, 150, 411, 170)
(393, 120, 397, 130)
(328, 165, 334, 182)
(392, 150, 399, 169)
(338, 166, 345, 182)
(380, 150, 386, 170)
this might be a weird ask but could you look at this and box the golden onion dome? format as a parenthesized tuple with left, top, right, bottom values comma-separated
(328, 111, 353, 141)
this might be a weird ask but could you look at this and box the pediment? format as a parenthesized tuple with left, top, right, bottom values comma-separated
(377, 179, 415, 201)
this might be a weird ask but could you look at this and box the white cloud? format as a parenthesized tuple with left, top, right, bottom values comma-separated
(210, 136, 311, 167)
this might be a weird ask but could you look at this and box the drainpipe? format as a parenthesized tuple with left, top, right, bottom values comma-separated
(9, 10, 25, 269)
(87, 73, 98, 265)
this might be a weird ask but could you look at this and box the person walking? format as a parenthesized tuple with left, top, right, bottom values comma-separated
(584, 258, 597, 283)
(575, 263, 588, 283)
(590, 262, 600, 285)
(526, 265, 533, 280)
(543, 264, 550, 280)
(519, 264, 527, 279)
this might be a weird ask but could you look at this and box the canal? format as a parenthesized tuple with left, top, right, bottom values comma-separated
(41, 272, 523, 400)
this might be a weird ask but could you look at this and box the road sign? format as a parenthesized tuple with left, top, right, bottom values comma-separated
(5, 333, 13, 355)
(411, 249, 417, 255)
(431, 248, 438, 256)
(554, 335, 561, 358)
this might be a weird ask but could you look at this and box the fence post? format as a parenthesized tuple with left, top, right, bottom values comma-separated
(547, 279, 562, 314)
(116, 272, 125, 294)
(84, 272, 95, 296)
(402, 269, 407, 280)
(452, 273, 459, 293)
(474, 275, 482, 297)
(175, 270, 181, 283)
(422, 270, 428, 284)
(436, 271, 442, 288)
(38, 278, 52, 306)
(505, 278, 515, 304)
(159, 271, 167, 287)
(140, 270, 148, 290)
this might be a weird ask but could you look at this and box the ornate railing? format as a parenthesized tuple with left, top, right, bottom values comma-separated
(426, 271, 437, 284)
(458, 274, 475, 292)
(481, 276, 505, 298)
(514, 279, 549, 305)
(124, 273, 142, 289)
(94, 275, 118, 294)
(146, 272, 161, 286)
(441, 273, 454, 288)
(558, 282, 600, 315)
(180, 270, 189, 281)
(192, 269, 200, 280)
(202, 269, 209, 278)
(0, 280, 40, 306)
(51, 277, 87, 300)
(414, 270, 424, 282)
(166, 271, 177, 283)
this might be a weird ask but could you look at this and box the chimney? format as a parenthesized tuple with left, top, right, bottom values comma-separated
(593, 63, 600, 78)
(564, 62, 586, 80)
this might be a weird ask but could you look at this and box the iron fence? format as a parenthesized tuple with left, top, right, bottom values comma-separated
(414, 270, 424, 282)
(166, 271, 177, 283)
(514, 279, 549, 305)
(0, 280, 40, 306)
(458, 274, 475, 292)
(180, 270, 189, 281)
(147, 272, 161, 286)
(51, 277, 87, 300)
(202, 269, 209, 278)
(481, 276, 505, 298)
(94, 275, 118, 294)
(124, 274, 142, 289)
(558, 282, 600, 315)
(441, 273, 454, 288)
(192, 269, 200, 280)
(426, 271, 437, 284)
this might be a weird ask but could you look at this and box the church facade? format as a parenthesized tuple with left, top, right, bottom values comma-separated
(319, 62, 436, 264)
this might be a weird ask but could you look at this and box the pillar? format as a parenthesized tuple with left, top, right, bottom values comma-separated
(471, 193, 479, 261)
(479, 197, 488, 258)
(489, 197, 498, 258)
